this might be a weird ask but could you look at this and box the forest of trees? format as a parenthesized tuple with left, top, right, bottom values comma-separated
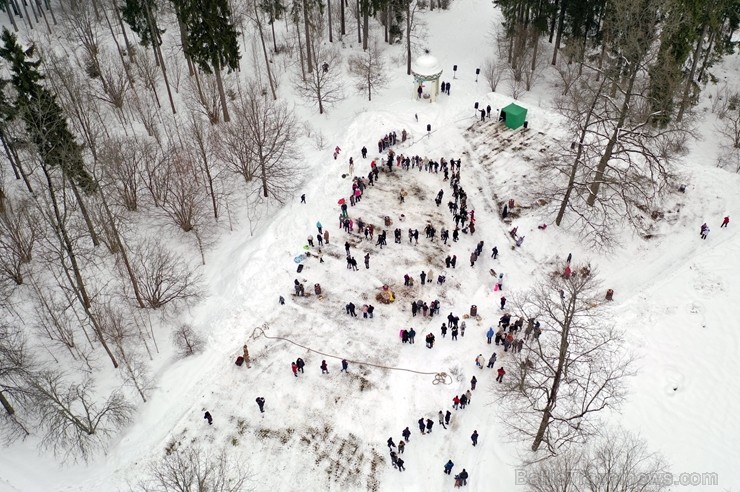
(0, 0, 737, 487)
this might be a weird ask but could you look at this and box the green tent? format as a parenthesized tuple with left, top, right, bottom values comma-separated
(501, 103, 528, 129)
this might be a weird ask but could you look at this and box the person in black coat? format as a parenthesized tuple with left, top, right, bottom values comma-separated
(418, 417, 426, 434)
(256, 397, 265, 413)
(471, 430, 479, 446)
(402, 427, 411, 441)
(459, 469, 469, 485)
(204, 411, 213, 425)
(361, 146, 368, 158)
(426, 418, 434, 433)
(296, 358, 305, 373)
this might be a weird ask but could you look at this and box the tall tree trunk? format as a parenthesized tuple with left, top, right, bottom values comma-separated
(587, 69, 638, 206)
(697, 28, 716, 83)
(254, 1, 277, 100)
(556, 79, 605, 225)
(144, 1, 176, 113)
(97, 177, 146, 308)
(356, 0, 361, 44)
(328, 0, 333, 42)
(112, 0, 134, 61)
(20, 0, 33, 29)
(303, 0, 313, 72)
(270, 11, 278, 52)
(214, 67, 230, 122)
(6, 3, 19, 31)
(41, 165, 118, 368)
(341, 0, 346, 35)
(384, 4, 388, 43)
(551, 0, 567, 65)
(68, 180, 100, 247)
(296, 20, 306, 82)
(362, 0, 368, 50)
(0, 128, 33, 194)
(676, 22, 706, 122)
(406, 2, 411, 75)
(548, 0, 558, 42)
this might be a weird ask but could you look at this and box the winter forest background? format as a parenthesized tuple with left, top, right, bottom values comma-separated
(0, 0, 740, 490)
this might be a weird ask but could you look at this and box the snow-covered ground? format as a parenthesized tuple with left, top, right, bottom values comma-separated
(2, 0, 740, 490)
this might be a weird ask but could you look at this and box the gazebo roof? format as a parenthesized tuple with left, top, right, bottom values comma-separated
(412, 54, 442, 77)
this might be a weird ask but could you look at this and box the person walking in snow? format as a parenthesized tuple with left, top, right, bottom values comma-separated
(475, 354, 485, 369)
(451, 326, 458, 340)
(361, 146, 367, 158)
(496, 366, 506, 383)
(701, 226, 710, 240)
(321, 360, 329, 374)
(491, 246, 498, 259)
(486, 327, 494, 344)
(445, 410, 451, 426)
(465, 389, 472, 405)
(296, 357, 305, 373)
(471, 430, 479, 446)
(389, 450, 398, 468)
(204, 411, 213, 425)
(418, 417, 426, 434)
(316, 221, 323, 234)
(291, 362, 298, 377)
(441, 323, 448, 338)
(444, 460, 454, 475)
(439, 410, 446, 429)
(387, 437, 396, 449)
(396, 457, 405, 471)
(402, 427, 411, 441)
(453, 395, 460, 410)
(721, 216, 730, 228)
(500, 296, 507, 310)
(398, 440, 405, 454)
(364, 253, 370, 269)
(420, 271, 427, 285)
(470, 376, 477, 390)
(460, 394, 468, 409)
(256, 397, 265, 413)
(459, 469, 469, 486)
(341, 359, 349, 372)
(487, 353, 497, 369)
(426, 418, 434, 433)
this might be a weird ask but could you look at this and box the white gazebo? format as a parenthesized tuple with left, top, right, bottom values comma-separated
(411, 52, 443, 102)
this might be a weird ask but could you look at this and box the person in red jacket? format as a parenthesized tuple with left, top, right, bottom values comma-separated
(291, 362, 298, 377)
(453, 395, 460, 410)
(496, 366, 506, 383)
(721, 216, 730, 228)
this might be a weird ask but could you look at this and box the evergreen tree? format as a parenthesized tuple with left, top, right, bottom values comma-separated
(0, 28, 94, 193)
(172, 0, 241, 122)
(120, 0, 163, 47)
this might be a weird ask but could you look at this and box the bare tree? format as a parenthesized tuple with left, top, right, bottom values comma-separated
(98, 135, 153, 212)
(136, 443, 253, 492)
(171, 324, 204, 357)
(293, 42, 344, 114)
(98, 303, 152, 402)
(184, 70, 222, 125)
(524, 428, 671, 492)
(492, 264, 635, 454)
(233, 88, 303, 201)
(347, 37, 387, 101)
(481, 57, 504, 93)
(28, 371, 134, 462)
(0, 197, 40, 285)
(0, 323, 32, 442)
(542, 59, 694, 247)
(716, 94, 740, 172)
(131, 239, 202, 310)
